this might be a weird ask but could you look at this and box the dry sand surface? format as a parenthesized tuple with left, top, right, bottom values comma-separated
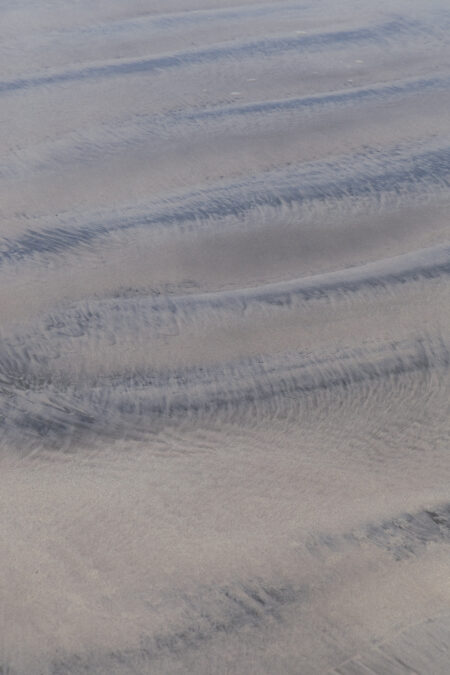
(1, 1, 450, 673)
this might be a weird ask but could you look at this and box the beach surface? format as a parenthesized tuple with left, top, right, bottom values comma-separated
(1, 1, 450, 673)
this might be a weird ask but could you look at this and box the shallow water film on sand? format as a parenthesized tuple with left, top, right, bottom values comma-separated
(1, 1, 450, 673)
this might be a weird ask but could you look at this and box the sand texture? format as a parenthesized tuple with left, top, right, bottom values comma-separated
(1, 1, 450, 673)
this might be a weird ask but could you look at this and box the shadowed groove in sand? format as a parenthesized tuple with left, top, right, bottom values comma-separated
(6, 581, 299, 675)
(163, 243, 450, 311)
(180, 73, 450, 122)
(0, 335, 447, 449)
(10, 240, 450, 325)
(0, 18, 428, 95)
(307, 503, 450, 562)
(6, 503, 449, 675)
(4, 72, 448, 181)
(1, 143, 450, 266)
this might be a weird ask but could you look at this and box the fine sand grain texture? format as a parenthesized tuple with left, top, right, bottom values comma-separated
(1, 1, 450, 673)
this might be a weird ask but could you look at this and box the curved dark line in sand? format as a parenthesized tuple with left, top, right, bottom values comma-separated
(181, 73, 450, 122)
(11, 503, 448, 675)
(0, 19, 423, 95)
(1, 144, 449, 266)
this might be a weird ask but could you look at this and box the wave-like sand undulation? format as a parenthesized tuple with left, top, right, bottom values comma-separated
(1, 1, 450, 673)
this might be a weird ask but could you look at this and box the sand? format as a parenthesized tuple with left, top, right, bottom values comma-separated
(1, 1, 450, 673)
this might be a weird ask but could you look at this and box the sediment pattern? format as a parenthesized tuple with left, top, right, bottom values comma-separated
(1, 1, 450, 673)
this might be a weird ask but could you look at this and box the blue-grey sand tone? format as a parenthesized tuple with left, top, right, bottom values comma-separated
(1, 1, 450, 673)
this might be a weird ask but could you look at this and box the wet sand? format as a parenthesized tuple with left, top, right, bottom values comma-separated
(1, 1, 450, 673)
